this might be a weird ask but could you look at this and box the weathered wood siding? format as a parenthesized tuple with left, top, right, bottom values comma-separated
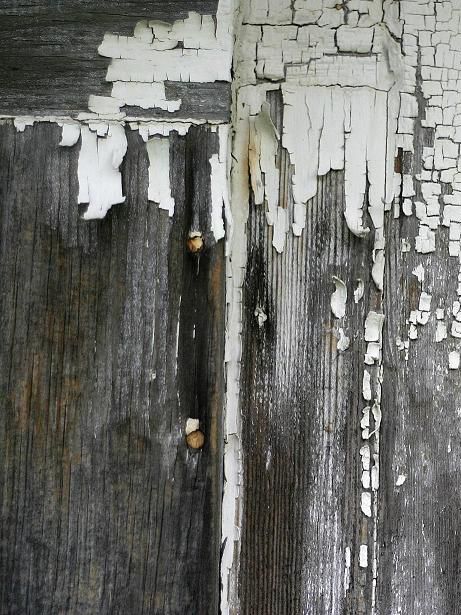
(0, 1, 230, 120)
(237, 95, 380, 614)
(225, 1, 461, 614)
(0, 121, 224, 614)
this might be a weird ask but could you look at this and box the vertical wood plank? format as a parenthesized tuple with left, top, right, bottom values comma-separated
(237, 92, 378, 614)
(0, 122, 224, 614)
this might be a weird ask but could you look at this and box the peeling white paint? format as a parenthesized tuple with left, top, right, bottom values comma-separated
(185, 418, 200, 435)
(363, 370, 372, 402)
(361, 492, 372, 518)
(412, 264, 425, 283)
(76, 123, 127, 219)
(331, 276, 347, 319)
(354, 279, 364, 303)
(210, 145, 229, 243)
(359, 544, 368, 569)
(336, 328, 350, 352)
(396, 474, 407, 487)
(254, 306, 267, 328)
(344, 546, 351, 595)
(436, 322, 448, 343)
(59, 123, 81, 147)
(449, 350, 460, 369)
(146, 137, 175, 216)
(93, 4, 234, 116)
(419, 292, 432, 312)
(364, 312, 385, 343)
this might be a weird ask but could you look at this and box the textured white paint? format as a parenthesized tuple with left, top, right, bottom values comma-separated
(354, 279, 364, 303)
(359, 544, 368, 568)
(146, 137, 175, 216)
(93, 3, 234, 116)
(364, 312, 385, 343)
(13, 117, 35, 132)
(185, 418, 200, 435)
(331, 276, 347, 319)
(361, 492, 372, 518)
(254, 306, 268, 328)
(59, 123, 81, 146)
(337, 328, 350, 352)
(77, 123, 127, 220)
(344, 546, 351, 595)
(449, 351, 460, 369)
(363, 370, 372, 402)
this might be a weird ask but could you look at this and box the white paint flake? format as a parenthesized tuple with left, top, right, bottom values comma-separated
(331, 276, 347, 319)
(363, 370, 372, 401)
(59, 123, 81, 146)
(412, 264, 425, 283)
(361, 492, 372, 517)
(354, 279, 364, 303)
(359, 544, 368, 568)
(92, 3, 234, 116)
(449, 351, 460, 370)
(419, 292, 432, 312)
(396, 474, 407, 487)
(76, 123, 127, 219)
(344, 546, 351, 595)
(146, 137, 175, 216)
(185, 418, 200, 435)
(254, 306, 267, 327)
(337, 328, 350, 352)
(364, 312, 385, 343)
(209, 125, 230, 242)
(436, 322, 448, 342)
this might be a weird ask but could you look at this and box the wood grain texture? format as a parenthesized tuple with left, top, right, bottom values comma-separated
(238, 91, 380, 615)
(0, 122, 224, 614)
(0, 1, 230, 120)
(379, 150, 461, 611)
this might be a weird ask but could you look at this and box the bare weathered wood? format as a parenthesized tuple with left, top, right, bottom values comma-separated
(379, 154, 461, 612)
(0, 122, 224, 614)
(236, 92, 380, 614)
(0, 2, 230, 120)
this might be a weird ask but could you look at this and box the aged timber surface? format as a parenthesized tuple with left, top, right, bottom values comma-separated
(0, 122, 224, 614)
(238, 92, 379, 615)
(0, 1, 230, 120)
(380, 174, 461, 610)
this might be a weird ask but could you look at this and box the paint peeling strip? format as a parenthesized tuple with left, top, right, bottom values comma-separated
(449, 351, 460, 369)
(59, 123, 81, 146)
(354, 279, 364, 303)
(76, 123, 127, 220)
(331, 276, 347, 319)
(146, 137, 175, 216)
(359, 544, 368, 568)
(336, 327, 350, 352)
(344, 546, 351, 595)
(361, 492, 372, 517)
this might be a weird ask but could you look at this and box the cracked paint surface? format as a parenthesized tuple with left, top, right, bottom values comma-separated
(226, 0, 461, 613)
(3, 0, 461, 612)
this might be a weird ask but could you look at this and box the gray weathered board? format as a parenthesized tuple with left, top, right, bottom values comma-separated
(235, 97, 461, 613)
(0, 122, 224, 613)
(0, 0, 230, 121)
(1, 2, 461, 615)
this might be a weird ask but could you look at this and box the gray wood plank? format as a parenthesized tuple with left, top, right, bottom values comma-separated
(0, 2, 230, 120)
(237, 91, 379, 614)
(0, 121, 224, 614)
(379, 159, 461, 613)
